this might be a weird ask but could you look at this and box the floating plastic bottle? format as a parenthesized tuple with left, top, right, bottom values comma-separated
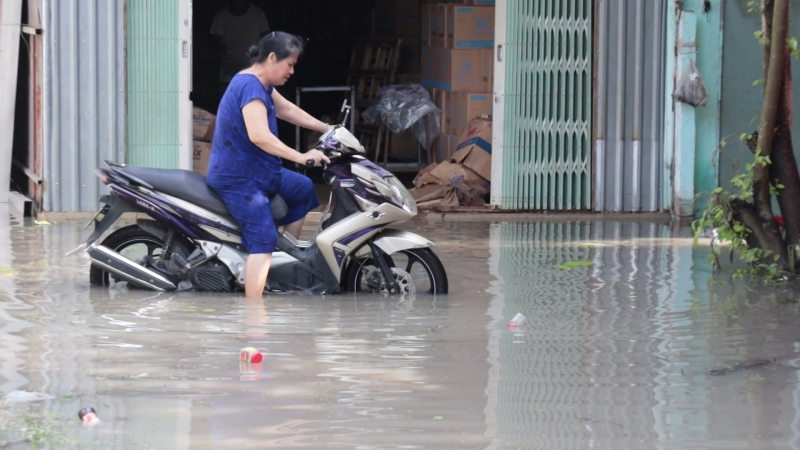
(507, 313, 526, 329)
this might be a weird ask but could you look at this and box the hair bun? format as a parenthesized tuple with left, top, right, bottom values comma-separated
(247, 45, 259, 58)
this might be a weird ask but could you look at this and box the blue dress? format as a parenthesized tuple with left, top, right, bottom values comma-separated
(206, 73, 320, 254)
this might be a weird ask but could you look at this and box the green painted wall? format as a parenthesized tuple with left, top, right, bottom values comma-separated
(678, 0, 724, 217)
(719, 1, 800, 203)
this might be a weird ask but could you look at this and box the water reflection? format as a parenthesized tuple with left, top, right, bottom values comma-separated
(3, 211, 800, 448)
(486, 220, 800, 450)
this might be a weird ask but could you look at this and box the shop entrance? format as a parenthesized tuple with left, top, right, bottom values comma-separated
(190, 0, 371, 154)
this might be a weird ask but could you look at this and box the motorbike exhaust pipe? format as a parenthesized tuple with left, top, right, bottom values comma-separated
(88, 244, 177, 291)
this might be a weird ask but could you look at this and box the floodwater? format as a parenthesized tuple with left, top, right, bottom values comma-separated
(2, 206, 800, 449)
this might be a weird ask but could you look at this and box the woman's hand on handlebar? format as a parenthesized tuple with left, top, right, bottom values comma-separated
(300, 149, 330, 167)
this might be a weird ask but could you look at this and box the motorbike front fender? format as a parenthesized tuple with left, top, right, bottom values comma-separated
(369, 229, 434, 256)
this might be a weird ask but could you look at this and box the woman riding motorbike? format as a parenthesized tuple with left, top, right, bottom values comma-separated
(206, 31, 330, 299)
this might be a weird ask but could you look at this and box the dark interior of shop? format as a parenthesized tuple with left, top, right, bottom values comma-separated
(11, 0, 30, 199)
(190, 0, 375, 154)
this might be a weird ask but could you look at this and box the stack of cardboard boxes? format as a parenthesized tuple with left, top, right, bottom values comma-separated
(421, 1, 494, 161)
(372, 0, 495, 165)
(192, 107, 216, 175)
(410, 0, 495, 210)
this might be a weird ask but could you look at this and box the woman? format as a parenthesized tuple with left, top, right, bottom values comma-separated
(206, 31, 330, 299)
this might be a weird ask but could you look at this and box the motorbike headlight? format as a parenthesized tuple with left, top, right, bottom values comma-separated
(375, 176, 418, 215)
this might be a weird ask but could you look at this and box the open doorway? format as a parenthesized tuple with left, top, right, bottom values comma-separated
(190, 0, 368, 151)
(10, 0, 31, 215)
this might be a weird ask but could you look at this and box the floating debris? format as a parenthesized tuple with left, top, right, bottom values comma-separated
(507, 313, 527, 329)
(708, 359, 772, 376)
(555, 260, 595, 270)
(78, 407, 100, 426)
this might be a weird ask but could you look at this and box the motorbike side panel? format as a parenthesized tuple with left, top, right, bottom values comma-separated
(315, 203, 413, 281)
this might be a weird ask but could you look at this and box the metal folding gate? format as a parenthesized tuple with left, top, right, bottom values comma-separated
(593, 0, 666, 212)
(494, 0, 593, 210)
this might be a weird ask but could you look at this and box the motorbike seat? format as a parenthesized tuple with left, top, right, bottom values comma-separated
(117, 166, 288, 222)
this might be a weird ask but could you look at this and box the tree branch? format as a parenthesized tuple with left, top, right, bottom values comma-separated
(754, 0, 787, 222)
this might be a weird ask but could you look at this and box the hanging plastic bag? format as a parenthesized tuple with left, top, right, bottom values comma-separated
(362, 84, 442, 150)
(673, 59, 709, 107)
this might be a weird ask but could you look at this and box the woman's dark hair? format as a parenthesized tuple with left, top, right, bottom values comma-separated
(248, 31, 304, 64)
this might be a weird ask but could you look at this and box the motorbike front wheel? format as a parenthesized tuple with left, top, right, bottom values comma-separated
(344, 248, 448, 295)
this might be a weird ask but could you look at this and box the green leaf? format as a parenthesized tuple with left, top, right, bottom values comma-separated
(202, 308, 216, 313)
(556, 261, 594, 269)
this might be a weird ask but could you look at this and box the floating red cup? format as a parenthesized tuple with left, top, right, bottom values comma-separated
(240, 347, 263, 364)
(78, 407, 99, 426)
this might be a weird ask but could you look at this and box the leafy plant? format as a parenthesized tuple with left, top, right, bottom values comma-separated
(0, 411, 78, 450)
(693, 144, 787, 283)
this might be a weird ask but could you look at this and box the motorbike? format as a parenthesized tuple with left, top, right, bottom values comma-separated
(68, 104, 448, 296)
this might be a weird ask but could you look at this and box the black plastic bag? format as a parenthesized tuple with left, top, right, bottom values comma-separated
(674, 59, 709, 107)
(362, 84, 442, 150)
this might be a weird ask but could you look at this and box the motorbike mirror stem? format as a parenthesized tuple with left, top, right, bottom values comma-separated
(340, 101, 351, 127)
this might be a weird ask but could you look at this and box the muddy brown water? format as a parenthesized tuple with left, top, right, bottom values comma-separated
(3, 206, 800, 449)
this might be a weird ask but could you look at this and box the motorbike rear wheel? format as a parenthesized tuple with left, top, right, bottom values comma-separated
(344, 248, 448, 295)
(89, 224, 188, 288)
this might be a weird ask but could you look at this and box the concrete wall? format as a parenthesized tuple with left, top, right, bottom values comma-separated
(664, 0, 724, 217)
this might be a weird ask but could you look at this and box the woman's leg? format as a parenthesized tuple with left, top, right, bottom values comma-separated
(208, 179, 279, 298)
(245, 253, 272, 299)
(284, 218, 305, 239)
(278, 169, 321, 239)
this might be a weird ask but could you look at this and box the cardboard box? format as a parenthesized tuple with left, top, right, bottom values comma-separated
(374, 0, 421, 36)
(193, 107, 216, 142)
(398, 35, 421, 73)
(446, 91, 458, 135)
(445, 134, 458, 160)
(193, 140, 212, 176)
(411, 183, 449, 203)
(453, 93, 492, 135)
(421, 4, 432, 46)
(480, 48, 494, 92)
(413, 162, 439, 187)
(469, 0, 495, 4)
(430, 160, 486, 186)
(432, 4, 447, 47)
(447, 6, 495, 49)
(421, 46, 436, 87)
(439, 49, 482, 92)
(451, 118, 492, 181)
